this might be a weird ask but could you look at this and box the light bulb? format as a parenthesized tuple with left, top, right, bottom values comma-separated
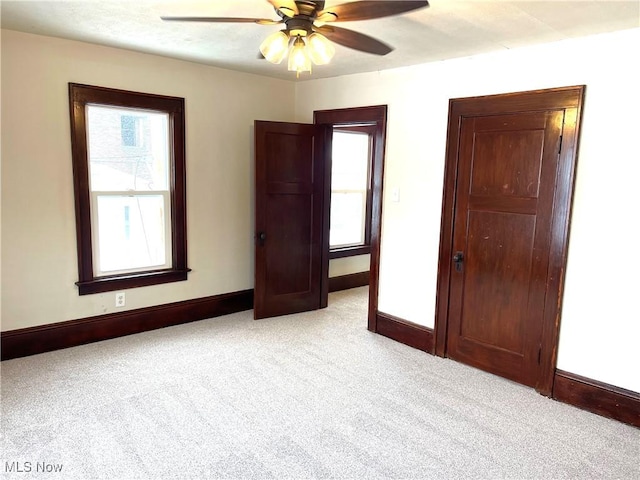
(259, 31, 289, 64)
(287, 36, 312, 77)
(306, 33, 335, 65)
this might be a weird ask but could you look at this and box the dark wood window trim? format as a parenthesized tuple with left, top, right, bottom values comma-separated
(329, 245, 371, 259)
(69, 83, 189, 295)
(323, 123, 377, 260)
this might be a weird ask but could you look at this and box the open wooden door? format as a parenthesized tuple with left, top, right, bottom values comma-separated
(254, 121, 331, 319)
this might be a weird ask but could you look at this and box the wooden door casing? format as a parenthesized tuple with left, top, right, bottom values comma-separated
(314, 105, 387, 331)
(435, 86, 585, 395)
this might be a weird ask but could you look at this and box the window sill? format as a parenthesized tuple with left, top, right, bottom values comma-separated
(329, 245, 371, 259)
(76, 268, 191, 295)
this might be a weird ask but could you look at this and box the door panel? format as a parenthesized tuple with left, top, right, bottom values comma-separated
(265, 132, 313, 183)
(447, 110, 564, 387)
(470, 130, 544, 197)
(460, 210, 535, 353)
(254, 121, 328, 319)
(265, 194, 312, 296)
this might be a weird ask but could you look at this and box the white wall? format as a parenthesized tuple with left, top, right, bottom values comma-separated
(295, 28, 640, 393)
(1, 30, 295, 331)
(328, 255, 370, 277)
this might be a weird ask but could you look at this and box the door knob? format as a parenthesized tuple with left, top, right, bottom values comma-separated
(257, 232, 266, 246)
(453, 251, 464, 272)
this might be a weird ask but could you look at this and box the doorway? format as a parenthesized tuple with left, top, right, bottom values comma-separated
(253, 106, 387, 321)
(314, 105, 387, 329)
(434, 86, 585, 395)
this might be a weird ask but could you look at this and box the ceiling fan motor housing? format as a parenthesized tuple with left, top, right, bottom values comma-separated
(286, 17, 314, 36)
(296, 0, 326, 16)
(276, 0, 324, 35)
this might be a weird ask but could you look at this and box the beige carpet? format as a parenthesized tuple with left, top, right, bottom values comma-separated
(1, 287, 638, 479)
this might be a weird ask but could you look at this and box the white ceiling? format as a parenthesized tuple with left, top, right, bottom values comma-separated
(1, 1, 638, 81)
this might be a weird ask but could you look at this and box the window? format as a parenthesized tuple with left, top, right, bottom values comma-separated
(69, 84, 188, 295)
(330, 127, 373, 251)
(329, 125, 376, 258)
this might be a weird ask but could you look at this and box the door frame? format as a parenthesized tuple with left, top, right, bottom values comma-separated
(434, 86, 585, 396)
(314, 105, 387, 329)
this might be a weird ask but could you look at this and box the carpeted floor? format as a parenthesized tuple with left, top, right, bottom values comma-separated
(1, 287, 638, 479)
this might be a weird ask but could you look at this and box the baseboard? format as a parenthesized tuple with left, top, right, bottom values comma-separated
(1, 289, 254, 361)
(553, 370, 640, 428)
(328, 271, 370, 292)
(376, 311, 434, 354)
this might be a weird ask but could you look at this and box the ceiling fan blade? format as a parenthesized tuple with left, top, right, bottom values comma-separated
(267, 0, 299, 17)
(161, 16, 281, 25)
(317, 1, 429, 22)
(315, 26, 392, 55)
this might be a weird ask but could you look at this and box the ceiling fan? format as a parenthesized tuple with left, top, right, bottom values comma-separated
(161, 0, 430, 77)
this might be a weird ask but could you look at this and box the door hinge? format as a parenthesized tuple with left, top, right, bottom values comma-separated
(558, 135, 563, 155)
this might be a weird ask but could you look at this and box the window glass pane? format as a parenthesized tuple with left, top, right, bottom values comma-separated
(330, 130, 370, 249)
(95, 195, 169, 273)
(330, 192, 365, 247)
(331, 131, 369, 191)
(87, 105, 169, 191)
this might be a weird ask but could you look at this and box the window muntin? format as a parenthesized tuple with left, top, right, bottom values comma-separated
(69, 83, 188, 295)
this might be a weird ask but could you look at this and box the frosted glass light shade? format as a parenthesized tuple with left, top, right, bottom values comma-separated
(307, 33, 335, 65)
(259, 31, 289, 64)
(288, 36, 312, 76)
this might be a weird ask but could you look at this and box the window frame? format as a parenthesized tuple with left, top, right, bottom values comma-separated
(328, 125, 376, 259)
(69, 83, 189, 295)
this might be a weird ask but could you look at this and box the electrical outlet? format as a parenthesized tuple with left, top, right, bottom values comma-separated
(115, 292, 125, 308)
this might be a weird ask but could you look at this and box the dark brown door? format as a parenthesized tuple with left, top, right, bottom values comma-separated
(254, 121, 330, 319)
(446, 110, 565, 387)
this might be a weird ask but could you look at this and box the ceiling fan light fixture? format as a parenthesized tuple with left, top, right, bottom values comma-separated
(162, 0, 430, 77)
(259, 30, 289, 64)
(288, 36, 312, 77)
(306, 32, 335, 65)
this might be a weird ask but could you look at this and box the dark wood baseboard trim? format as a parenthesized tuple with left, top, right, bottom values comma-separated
(376, 311, 434, 354)
(328, 271, 370, 293)
(1, 289, 254, 361)
(553, 369, 640, 428)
